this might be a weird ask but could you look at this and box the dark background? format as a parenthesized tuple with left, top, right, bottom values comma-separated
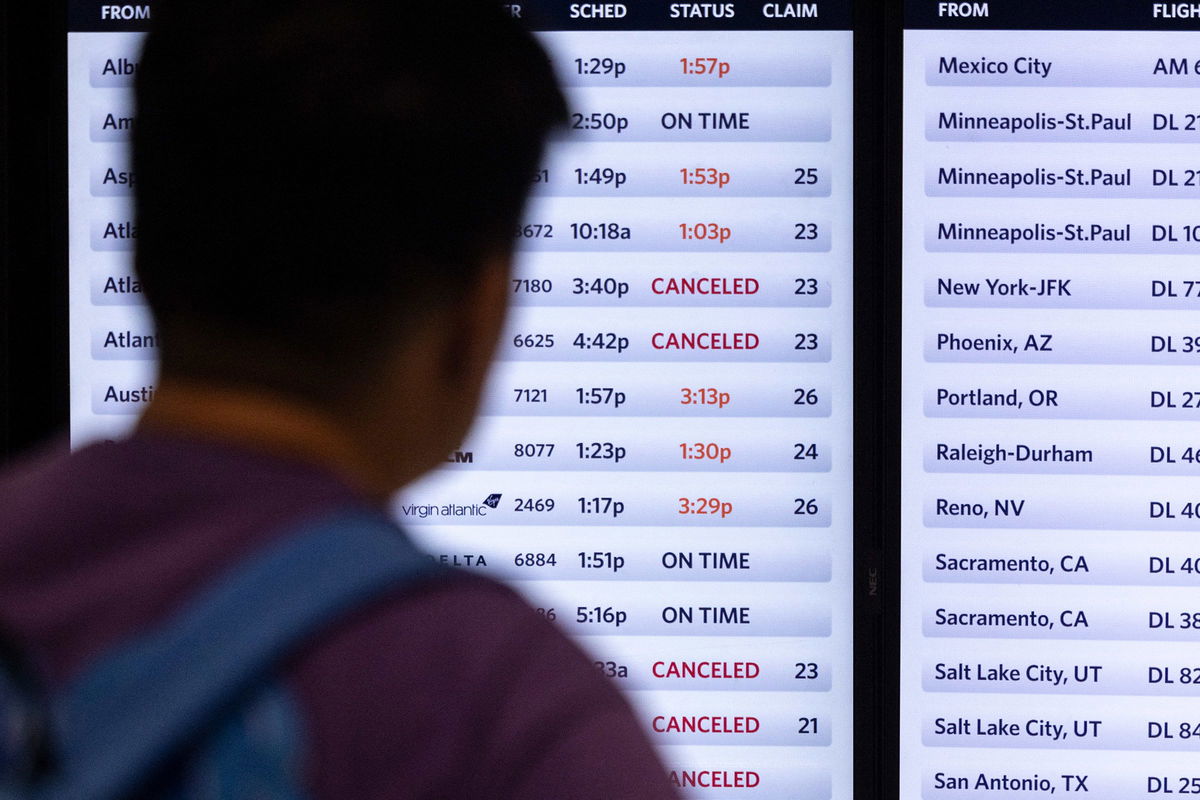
(1, 0, 68, 460)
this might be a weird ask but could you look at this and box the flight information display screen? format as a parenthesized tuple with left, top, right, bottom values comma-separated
(902, 2, 1200, 797)
(67, 1, 855, 796)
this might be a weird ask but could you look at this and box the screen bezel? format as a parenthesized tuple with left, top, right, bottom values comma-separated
(1, 0, 69, 461)
(854, 1, 903, 796)
(12, 1, 899, 794)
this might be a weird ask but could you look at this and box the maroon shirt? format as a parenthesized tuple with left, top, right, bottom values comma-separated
(0, 434, 676, 799)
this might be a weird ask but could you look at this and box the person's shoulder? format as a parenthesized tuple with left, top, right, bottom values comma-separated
(0, 438, 111, 568)
(285, 570, 568, 796)
(292, 568, 571, 699)
(316, 567, 551, 652)
(0, 437, 80, 505)
(289, 569, 676, 799)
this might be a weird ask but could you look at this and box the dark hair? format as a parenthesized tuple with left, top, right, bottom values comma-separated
(133, 0, 566, 402)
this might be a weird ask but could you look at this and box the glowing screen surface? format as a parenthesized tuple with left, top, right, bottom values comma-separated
(68, 2, 854, 795)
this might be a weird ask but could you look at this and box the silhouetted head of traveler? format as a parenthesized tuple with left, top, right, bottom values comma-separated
(132, 0, 566, 497)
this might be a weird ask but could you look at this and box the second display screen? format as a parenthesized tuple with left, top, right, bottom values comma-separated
(903, 2, 1200, 798)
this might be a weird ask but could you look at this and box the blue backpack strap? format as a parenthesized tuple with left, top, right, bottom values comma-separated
(41, 509, 441, 800)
